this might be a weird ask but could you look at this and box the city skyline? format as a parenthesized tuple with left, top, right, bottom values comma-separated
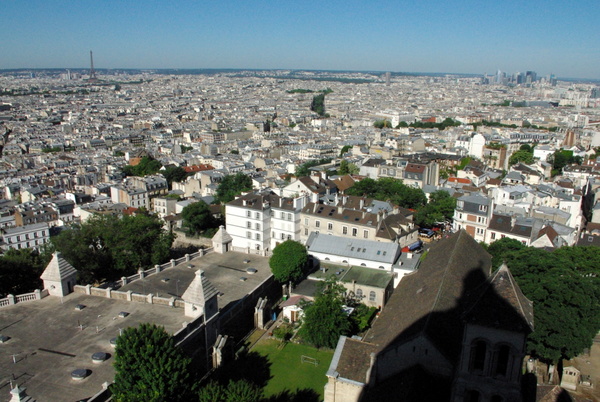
(3, 0, 600, 79)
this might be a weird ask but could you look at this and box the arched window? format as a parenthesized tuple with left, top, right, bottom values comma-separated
(369, 291, 376, 301)
(356, 289, 363, 299)
(494, 344, 510, 377)
(470, 340, 487, 373)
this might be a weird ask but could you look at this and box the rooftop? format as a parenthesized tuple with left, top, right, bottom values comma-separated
(0, 293, 184, 402)
(119, 251, 272, 313)
(0, 250, 274, 402)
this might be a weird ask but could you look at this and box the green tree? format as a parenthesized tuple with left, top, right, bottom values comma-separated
(373, 119, 392, 129)
(396, 121, 409, 128)
(122, 156, 163, 177)
(549, 149, 581, 176)
(162, 166, 189, 189)
(486, 243, 600, 363)
(414, 190, 456, 227)
(299, 277, 351, 348)
(269, 240, 308, 284)
(485, 237, 525, 268)
(345, 177, 426, 210)
(339, 145, 352, 156)
(109, 213, 174, 273)
(181, 201, 216, 235)
(0, 248, 52, 297)
(520, 144, 533, 153)
(509, 149, 534, 165)
(112, 323, 192, 402)
(197, 380, 262, 402)
(51, 214, 174, 283)
(338, 160, 359, 175)
(51, 217, 114, 284)
(295, 158, 332, 177)
(215, 173, 253, 204)
(310, 93, 326, 117)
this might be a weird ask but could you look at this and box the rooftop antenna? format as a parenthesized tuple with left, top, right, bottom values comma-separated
(89, 50, 97, 81)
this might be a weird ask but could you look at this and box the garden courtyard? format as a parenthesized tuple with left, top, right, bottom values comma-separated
(246, 333, 334, 400)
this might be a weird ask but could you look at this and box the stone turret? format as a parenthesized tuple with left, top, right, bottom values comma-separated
(212, 225, 233, 254)
(40, 252, 77, 296)
(181, 270, 219, 319)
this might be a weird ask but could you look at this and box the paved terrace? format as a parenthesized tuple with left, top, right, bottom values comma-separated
(119, 251, 272, 313)
(0, 251, 273, 402)
(0, 293, 183, 402)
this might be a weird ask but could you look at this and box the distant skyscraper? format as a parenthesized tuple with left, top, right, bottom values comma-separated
(385, 72, 391, 86)
(525, 71, 537, 84)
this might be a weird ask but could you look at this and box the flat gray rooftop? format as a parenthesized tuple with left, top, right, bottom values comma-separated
(0, 251, 273, 402)
(0, 293, 184, 402)
(120, 251, 272, 313)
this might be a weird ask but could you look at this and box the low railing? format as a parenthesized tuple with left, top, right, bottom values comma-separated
(0, 289, 49, 308)
(118, 248, 214, 288)
(62, 247, 224, 309)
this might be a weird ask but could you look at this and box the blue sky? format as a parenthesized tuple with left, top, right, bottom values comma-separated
(2, 0, 599, 78)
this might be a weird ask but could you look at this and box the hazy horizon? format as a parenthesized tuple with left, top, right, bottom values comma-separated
(4, 0, 599, 80)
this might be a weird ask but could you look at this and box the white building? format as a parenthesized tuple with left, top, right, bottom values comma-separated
(225, 193, 275, 252)
(1, 223, 50, 251)
(455, 133, 486, 159)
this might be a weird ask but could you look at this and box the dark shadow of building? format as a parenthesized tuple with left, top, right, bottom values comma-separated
(324, 230, 534, 402)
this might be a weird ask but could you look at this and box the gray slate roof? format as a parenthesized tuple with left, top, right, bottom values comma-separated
(306, 232, 400, 264)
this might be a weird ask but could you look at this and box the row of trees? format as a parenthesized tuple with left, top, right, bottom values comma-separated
(345, 177, 426, 210)
(344, 178, 455, 227)
(395, 118, 461, 131)
(52, 212, 174, 284)
(214, 172, 253, 204)
(0, 248, 51, 297)
(122, 157, 190, 189)
(484, 239, 600, 363)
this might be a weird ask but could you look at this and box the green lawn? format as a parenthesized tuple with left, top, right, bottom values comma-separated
(251, 338, 334, 400)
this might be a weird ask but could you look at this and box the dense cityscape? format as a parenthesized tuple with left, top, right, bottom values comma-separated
(0, 66, 599, 401)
